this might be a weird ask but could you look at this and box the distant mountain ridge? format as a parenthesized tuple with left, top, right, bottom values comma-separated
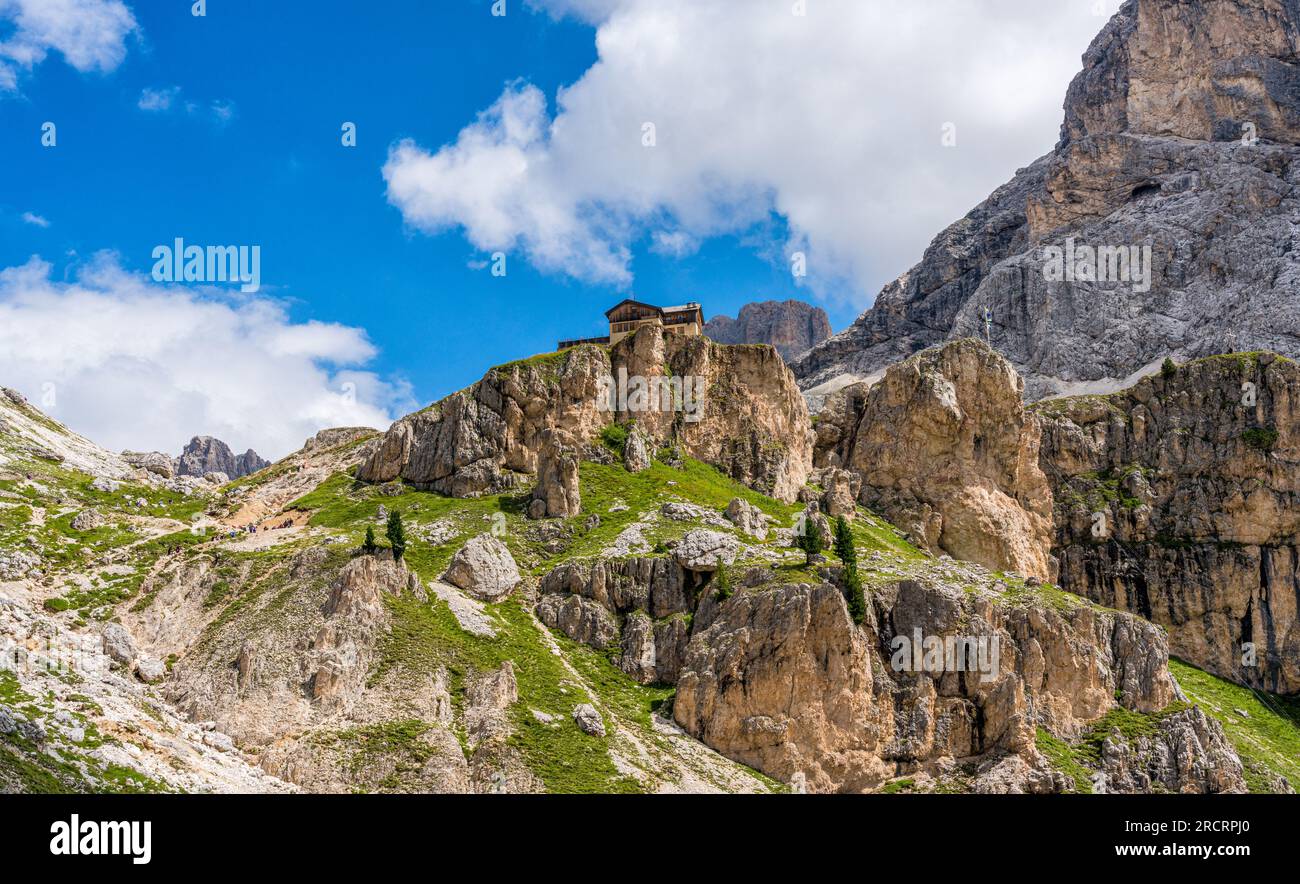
(174, 435, 269, 480)
(704, 299, 832, 361)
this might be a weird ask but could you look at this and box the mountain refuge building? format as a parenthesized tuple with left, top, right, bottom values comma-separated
(558, 299, 704, 350)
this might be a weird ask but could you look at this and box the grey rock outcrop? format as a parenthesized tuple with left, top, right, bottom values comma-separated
(705, 300, 833, 361)
(135, 657, 167, 684)
(795, 0, 1300, 403)
(671, 530, 740, 572)
(622, 426, 651, 473)
(70, 509, 104, 532)
(724, 498, 770, 540)
(122, 450, 175, 478)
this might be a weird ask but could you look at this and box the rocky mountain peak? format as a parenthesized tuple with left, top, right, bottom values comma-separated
(704, 299, 832, 361)
(174, 435, 270, 480)
(1060, 0, 1300, 148)
(794, 0, 1300, 404)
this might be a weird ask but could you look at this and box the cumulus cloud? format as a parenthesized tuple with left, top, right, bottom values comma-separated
(0, 0, 138, 92)
(0, 254, 413, 460)
(20, 211, 49, 228)
(387, 0, 1108, 305)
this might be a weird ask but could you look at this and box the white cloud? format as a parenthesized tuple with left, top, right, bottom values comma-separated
(387, 0, 1107, 306)
(0, 254, 414, 460)
(20, 212, 49, 228)
(0, 0, 137, 93)
(138, 86, 236, 126)
(138, 85, 179, 112)
(209, 99, 236, 126)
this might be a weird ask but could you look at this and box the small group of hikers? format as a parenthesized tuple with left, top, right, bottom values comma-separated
(222, 518, 295, 540)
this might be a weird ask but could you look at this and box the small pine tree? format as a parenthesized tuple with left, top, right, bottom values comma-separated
(796, 517, 825, 566)
(386, 511, 406, 563)
(832, 516, 856, 566)
(844, 564, 867, 626)
(713, 562, 733, 601)
(1161, 357, 1177, 379)
(362, 525, 377, 555)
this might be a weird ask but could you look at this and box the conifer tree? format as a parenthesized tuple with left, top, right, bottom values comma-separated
(386, 511, 406, 563)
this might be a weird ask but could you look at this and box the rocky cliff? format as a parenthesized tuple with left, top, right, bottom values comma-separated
(1036, 352, 1300, 694)
(704, 300, 833, 362)
(672, 570, 1244, 794)
(813, 339, 1055, 579)
(359, 325, 813, 503)
(794, 0, 1300, 403)
(174, 436, 270, 481)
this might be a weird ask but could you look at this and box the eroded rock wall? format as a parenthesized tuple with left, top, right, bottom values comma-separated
(1037, 352, 1300, 693)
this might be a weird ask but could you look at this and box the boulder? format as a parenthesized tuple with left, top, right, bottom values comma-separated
(623, 426, 651, 473)
(135, 657, 166, 684)
(672, 529, 740, 572)
(724, 498, 769, 540)
(572, 704, 606, 737)
(70, 509, 104, 532)
(444, 535, 522, 601)
(122, 450, 175, 478)
(818, 468, 859, 519)
(101, 623, 137, 666)
(0, 550, 41, 580)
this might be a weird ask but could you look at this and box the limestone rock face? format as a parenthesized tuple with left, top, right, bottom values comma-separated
(1037, 352, 1300, 692)
(624, 328, 813, 503)
(443, 535, 522, 602)
(671, 577, 1242, 794)
(533, 428, 582, 518)
(818, 339, 1054, 578)
(174, 435, 269, 480)
(794, 0, 1300, 402)
(704, 300, 833, 361)
(672, 530, 740, 572)
(311, 556, 415, 708)
(359, 326, 812, 503)
(1094, 704, 1247, 794)
(359, 344, 609, 497)
(536, 556, 705, 684)
(1059, 0, 1300, 148)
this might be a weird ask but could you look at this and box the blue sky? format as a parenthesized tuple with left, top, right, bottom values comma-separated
(0, 0, 1106, 456)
